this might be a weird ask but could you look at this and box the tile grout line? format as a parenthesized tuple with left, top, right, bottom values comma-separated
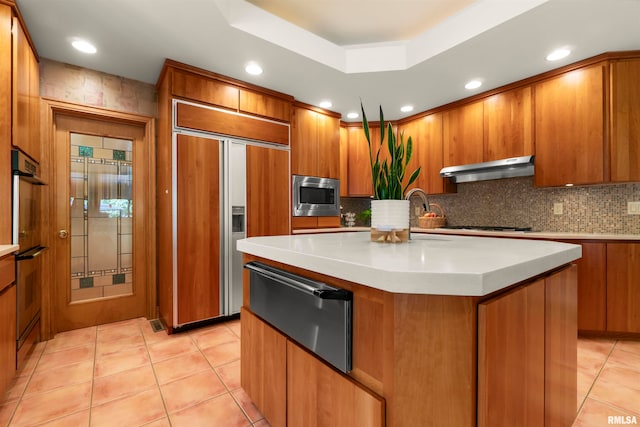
(575, 338, 619, 417)
(142, 319, 175, 426)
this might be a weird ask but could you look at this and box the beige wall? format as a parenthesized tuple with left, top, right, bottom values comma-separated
(39, 58, 157, 117)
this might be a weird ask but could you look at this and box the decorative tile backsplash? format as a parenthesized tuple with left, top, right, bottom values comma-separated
(342, 178, 640, 234)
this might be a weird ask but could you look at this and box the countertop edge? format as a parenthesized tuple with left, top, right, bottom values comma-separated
(0, 245, 19, 258)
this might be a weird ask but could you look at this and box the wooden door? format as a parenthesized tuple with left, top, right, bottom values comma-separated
(339, 125, 349, 197)
(478, 279, 545, 427)
(317, 112, 340, 179)
(607, 243, 640, 333)
(443, 101, 484, 167)
(534, 63, 605, 186)
(246, 144, 290, 237)
(176, 134, 221, 324)
(610, 59, 640, 182)
(240, 308, 287, 427)
(287, 340, 385, 427)
(291, 106, 317, 176)
(483, 86, 533, 161)
(0, 255, 16, 396)
(0, 4, 11, 243)
(573, 242, 606, 332)
(347, 125, 374, 196)
(52, 112, 153, 332)
(544, 264, 577, 427)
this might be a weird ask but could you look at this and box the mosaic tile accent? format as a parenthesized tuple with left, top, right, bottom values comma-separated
(79, 277, 94, 289)
(113, 150, 126, 161)
(342, 179, 640, 234)
(78, 146, 93, 157)
(112, 274, 126, 285)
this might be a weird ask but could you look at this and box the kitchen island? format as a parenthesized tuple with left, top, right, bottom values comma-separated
(237, 232, 582, 427)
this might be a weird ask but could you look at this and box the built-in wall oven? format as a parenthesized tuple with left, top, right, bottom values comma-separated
(292, 175, 340, 217)
(12, 150, 46, 353)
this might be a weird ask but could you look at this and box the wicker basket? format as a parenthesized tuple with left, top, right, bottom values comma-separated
(418, 203, 446, 229)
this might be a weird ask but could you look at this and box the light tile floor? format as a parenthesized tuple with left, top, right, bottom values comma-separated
(1, 317, 639, 426)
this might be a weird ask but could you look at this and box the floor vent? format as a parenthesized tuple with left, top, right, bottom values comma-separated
(149, 319, 166, 333)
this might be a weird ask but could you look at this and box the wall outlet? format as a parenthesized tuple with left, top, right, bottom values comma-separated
(553, 202, 563, 215)
(628, 201, 640, 215)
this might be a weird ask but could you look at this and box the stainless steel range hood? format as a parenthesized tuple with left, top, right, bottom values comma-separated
(440, 155, 534, 183)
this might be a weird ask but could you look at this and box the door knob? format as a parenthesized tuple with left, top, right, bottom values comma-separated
(58, 230, 69, 239)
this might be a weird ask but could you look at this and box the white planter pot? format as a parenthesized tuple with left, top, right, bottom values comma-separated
(370, 199, 410, 243)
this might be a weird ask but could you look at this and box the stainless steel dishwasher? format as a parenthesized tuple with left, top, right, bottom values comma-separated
(245, 261, 352, 373)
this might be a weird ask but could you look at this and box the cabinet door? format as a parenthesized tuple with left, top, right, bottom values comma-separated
(247, 145, 290, 237)
(291, 106, 317, 176)
(0, 255, 16, 396)
(0, 5, 11, 243)
(544, 264, 577, 427)
(339, 125, 348, 197)
(241, 308, 286, 427)
(443, 101, 483, 167)
(171, 68, 239, 110)
(534, 64, 605, 186)
(12, 17, 40, 162)
(239, 90, 291, 122)
(176, 134, 221, 324)
(287, 341, 384, 427)
(574, 242, 606, 332)
(400, 113, 450, 195)
(478, 279, 545, 427)
(483, 86, 533, 161)
(607, 243, 640, 333)
(610, 59, 640, 182)
(316, 113, 340, 179)
(347, 126, 373, 196)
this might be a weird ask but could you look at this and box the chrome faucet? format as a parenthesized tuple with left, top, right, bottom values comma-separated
(405, 188, 430, 240)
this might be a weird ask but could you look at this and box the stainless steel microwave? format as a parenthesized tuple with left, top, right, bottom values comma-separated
(292, 175, 340, 217)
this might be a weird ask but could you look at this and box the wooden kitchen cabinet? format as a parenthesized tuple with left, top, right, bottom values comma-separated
(0, 4, 12, 243)
(534, 63, 606, 187)
(339, 125, 348, 197)
(346, 125, 374, 196)
(287, 340, 384, 427)
(0, 255, 16, 397)
(246, 144, 290, 237)
(12, 15, 39, 162)
(610, 59, 640, 183)
(483, 86, 533, 161)
(573, 242, 607, 332)
(606, 243, 640, 333)
(291, 104, 340, 178)
(176, 134, 221, 325)
(478, 265, 577, 427)
(241, 308, 287, 427)
(478, 279, 545, 427)
(240, 89, 291, 122)
(399, 112, 454, 195)
(443, 101, 484, 167)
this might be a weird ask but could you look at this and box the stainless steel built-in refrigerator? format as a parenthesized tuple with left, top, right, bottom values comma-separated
(172, 130, 247, 327)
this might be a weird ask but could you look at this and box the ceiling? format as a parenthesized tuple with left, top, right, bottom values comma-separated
(15, 0, 640, 121)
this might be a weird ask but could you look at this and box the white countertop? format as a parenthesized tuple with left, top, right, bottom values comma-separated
(0, 245, 19, 258)
(237, 232, 581, 296)
(293, 227, 640, 241)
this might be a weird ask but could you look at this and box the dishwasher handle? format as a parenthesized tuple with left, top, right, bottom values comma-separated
(244, 261, 352, 301)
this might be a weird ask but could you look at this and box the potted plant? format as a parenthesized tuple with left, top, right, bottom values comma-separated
(361, 102, 421, 242)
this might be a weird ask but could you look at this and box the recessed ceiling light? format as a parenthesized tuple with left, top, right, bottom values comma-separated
(546, 48, 571, 61)
(245, 62, 263, 75)
(71, 39, 96, 54)
(400, 105, 414, 113)
(346, 112, 359, 119)
(465, 80, 482, 90)
(319, 101, 332, 109)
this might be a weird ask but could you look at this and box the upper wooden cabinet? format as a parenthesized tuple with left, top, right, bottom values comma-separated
(346, 125, 375, 196)
(443, 101, 484, 167)
(291, 104, 340, 178)
(160, 60, 293, 125)
(339, 125, 348, 197)
(534, 63, 606, 187)
(12, 16, 40, 162)
(610, 59, 640, 183)
(398, 112, 453, 195)
(483, 86, 533, 161)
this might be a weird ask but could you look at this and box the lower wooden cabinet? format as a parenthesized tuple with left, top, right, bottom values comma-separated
(606, 243, 640, 333)
(571, 242, 607, 332)
(478, 265, 577, 427)
(0, 255, 16, 396)
(241, 308, 384, 427)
